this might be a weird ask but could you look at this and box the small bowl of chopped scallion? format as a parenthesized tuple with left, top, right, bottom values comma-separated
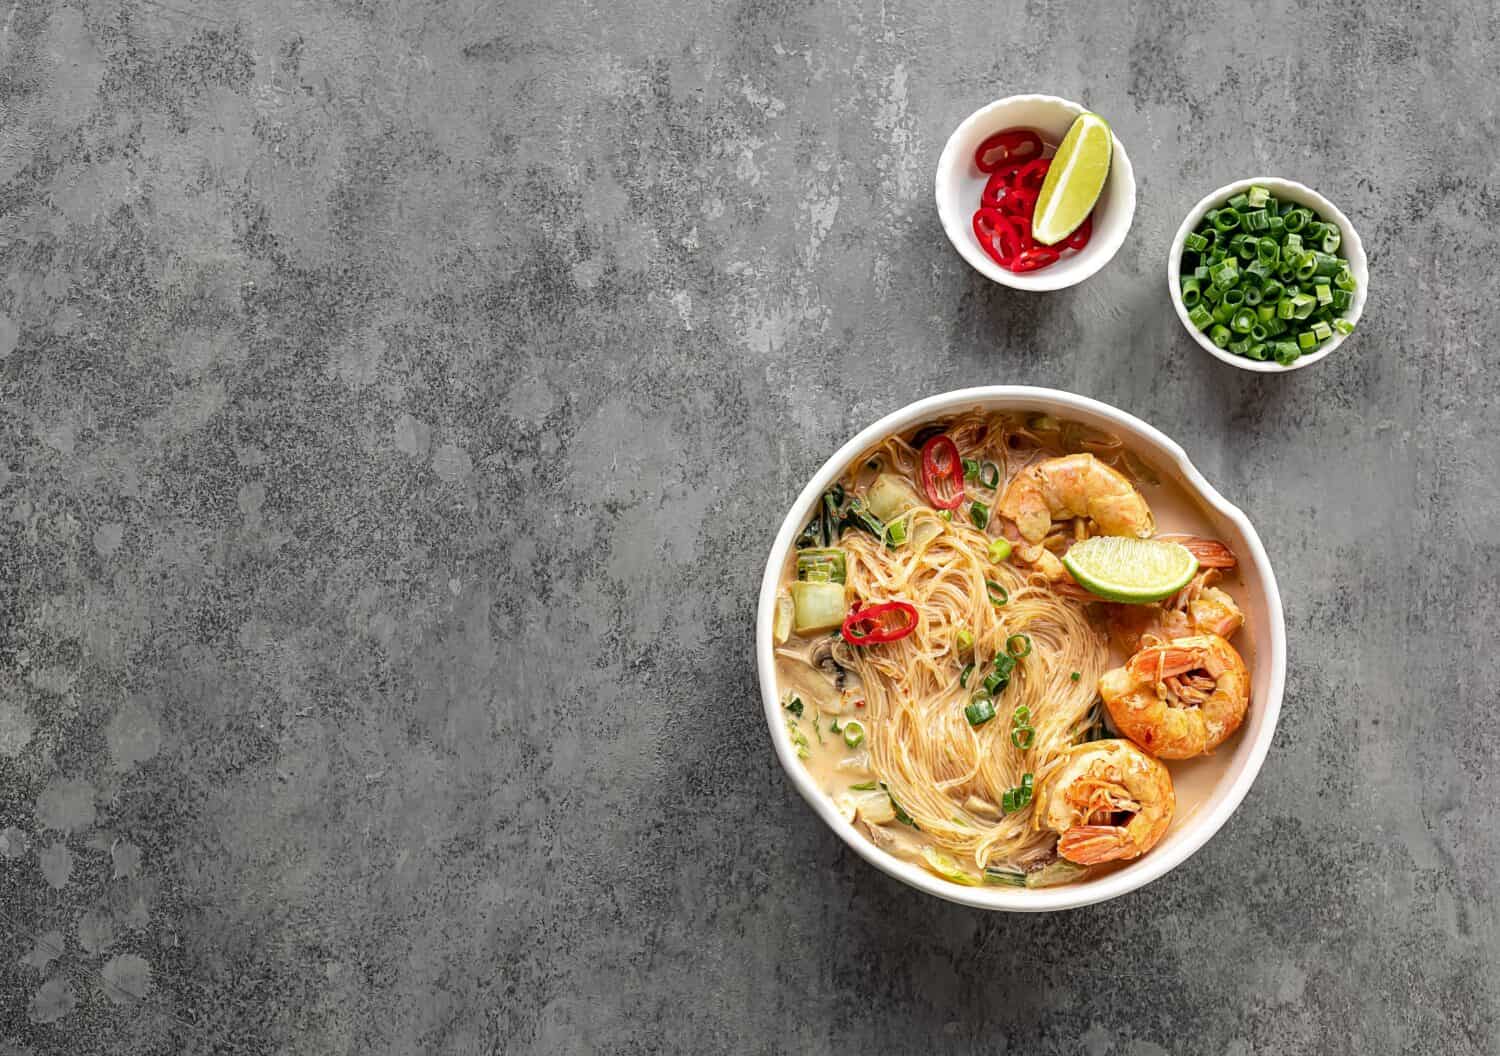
(1169, 177, 1367, 371)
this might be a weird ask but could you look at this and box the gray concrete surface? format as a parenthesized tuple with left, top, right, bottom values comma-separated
(1, 0, 1496, 1052)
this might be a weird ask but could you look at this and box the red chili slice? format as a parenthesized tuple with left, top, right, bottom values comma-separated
(1011, 246, 1060, 272)
(972, 208, 1013, 267)
(841, 601, 919, 645)
(974, 129, 1043, 174)
(919, 434, 966, 509)
(1064, 214, 1093, 251)
(980, 168, 1014, 210)
(1013, 157, 1051, 191)
(1001, 184, 1037, 219)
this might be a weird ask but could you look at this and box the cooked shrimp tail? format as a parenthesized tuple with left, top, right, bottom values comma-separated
(1057, 825, 1136, 866)
(1171, 536, 1238, 569)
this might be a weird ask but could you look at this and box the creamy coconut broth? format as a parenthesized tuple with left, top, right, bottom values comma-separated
(770, 411, 1256, 889)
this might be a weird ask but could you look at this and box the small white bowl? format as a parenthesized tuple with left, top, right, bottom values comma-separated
(1168, 177, 1368, 372)
(935, 95, 1136, 292)
(756, 387, 1288, 912)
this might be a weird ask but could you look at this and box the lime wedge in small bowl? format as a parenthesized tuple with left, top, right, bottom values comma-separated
(1062, 537, 1198, 604)
(1032, 112, 1112, 246)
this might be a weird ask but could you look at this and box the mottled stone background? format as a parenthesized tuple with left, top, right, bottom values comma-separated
(1, 0, 1496, 1052)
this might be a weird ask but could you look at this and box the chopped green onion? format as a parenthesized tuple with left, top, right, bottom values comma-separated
(979, 461, 1000, 490)
(983, 867, 1026, 887)
(969, 501, 990, 530)
(880, 783, 919, 828)
(785, 695, 804, 718)
(1333, 318, 1355, 335)
(1012, 704, 1031, 726)
(986, 579, 1008, 607)
(1183, 195, 1355, 365)
(964, 698, 996, 727)
(1011, 725, 1035, 750)
(962, 457, 980, 481)
(1006, 633, 1032, 658)
(1311, 320, 1333, 342)
(987, 537, 1012, 563)
(842, 720, 866, 748)
(885, 519, 908, 546)
(1297, 330, 1318, 351)
(938, 509, 952, 521)
(850, 781, 878, 791)
(959, 662, 974, 688)
(956, 627, 974, 652)
(1001, 773, 1034, 814)
(1070, 671, 1081, 681)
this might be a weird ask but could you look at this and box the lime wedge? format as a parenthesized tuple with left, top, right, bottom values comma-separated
(1032, 113, 1112, 246)
(1062, 537, 1197, 604)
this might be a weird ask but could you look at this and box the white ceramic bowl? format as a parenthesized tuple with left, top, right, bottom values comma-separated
(1168, 177, 1368, 372)
(935, 95, 1136, 291)
(756, 387, 1287, 912)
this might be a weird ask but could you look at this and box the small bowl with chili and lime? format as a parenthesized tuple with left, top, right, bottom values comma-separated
(935, 94, 1137, 292)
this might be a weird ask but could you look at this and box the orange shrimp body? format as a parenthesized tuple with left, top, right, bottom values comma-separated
(1100, 633, 1251, 759)
(1033, 740, 1175, 866)
(998, 453, 1155, 545)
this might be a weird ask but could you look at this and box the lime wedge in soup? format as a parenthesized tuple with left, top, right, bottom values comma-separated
(1032, 113, 1112, 246)
(1062, 537, 1198, 604)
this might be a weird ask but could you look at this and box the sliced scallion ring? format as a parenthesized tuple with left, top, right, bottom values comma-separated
(842, 720, 866, 749)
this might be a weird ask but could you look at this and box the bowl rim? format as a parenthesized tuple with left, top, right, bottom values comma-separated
(1167, 176, 1369, 372)
(755, 386, 1288, 912)
(935, 94, 1138, 292)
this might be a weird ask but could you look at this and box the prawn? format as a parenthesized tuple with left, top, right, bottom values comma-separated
(998, 453, 1155, 545)
(1033, 740, 1175, 865)
(1100, 633, 1250, 759)
(1109, 565, 1244, 654)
